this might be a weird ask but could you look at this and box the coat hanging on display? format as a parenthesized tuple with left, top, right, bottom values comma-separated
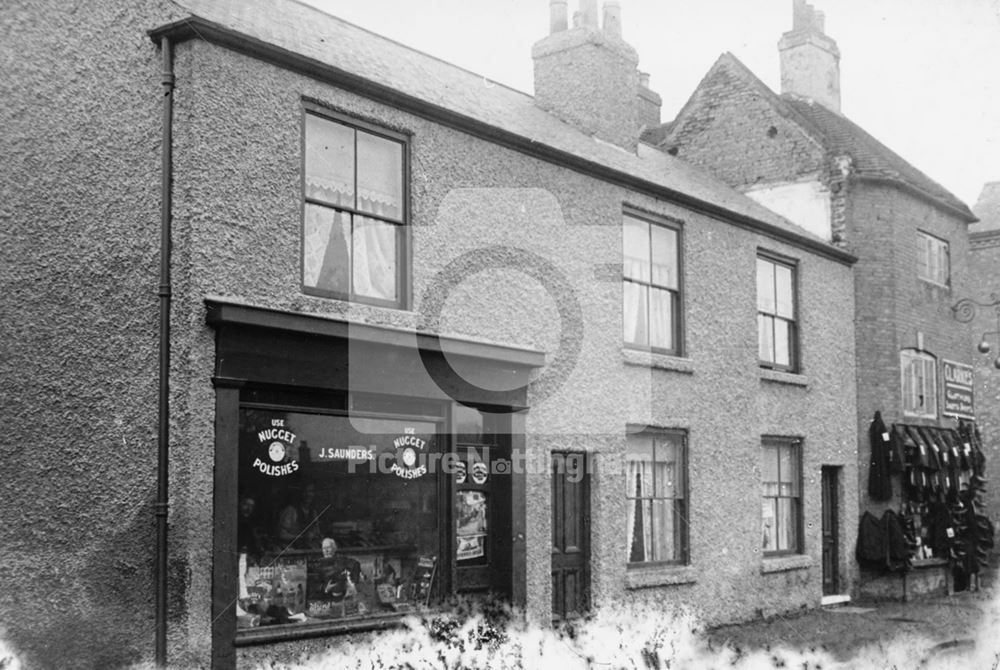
(855, 509, 913, 573)
(868, 411, 893, 501)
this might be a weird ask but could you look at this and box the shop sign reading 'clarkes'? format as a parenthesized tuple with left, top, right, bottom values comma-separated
(942, 359, 975, 420)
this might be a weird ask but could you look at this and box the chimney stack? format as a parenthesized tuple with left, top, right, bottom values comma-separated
(636, 71, 661, 129)
(532, 0, 641, 150)
(778, 0, 841, 112)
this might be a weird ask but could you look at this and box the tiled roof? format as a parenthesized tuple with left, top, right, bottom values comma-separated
(160, 0, 849, 259)
(780, 97, 976, 221)
(971, 182, 1000, 233)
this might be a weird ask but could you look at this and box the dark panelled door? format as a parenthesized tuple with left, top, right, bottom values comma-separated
(821, 466, 840, 595)
(551, 451, 589, 620)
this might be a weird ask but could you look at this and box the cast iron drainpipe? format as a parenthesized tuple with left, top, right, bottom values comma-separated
(155, 35, 174, 669)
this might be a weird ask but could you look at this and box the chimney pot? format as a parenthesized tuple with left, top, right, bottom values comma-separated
(603, 1, 622, 39)
(580, 0, 599, 28)
(549, 0, 568, 33)
(639, 71, 650, 88)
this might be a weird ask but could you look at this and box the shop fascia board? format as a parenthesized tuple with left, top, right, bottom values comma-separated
(204, 297, 547, 369)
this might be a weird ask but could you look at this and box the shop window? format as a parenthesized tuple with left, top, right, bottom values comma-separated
(302, 107, 407, 307)
(917, 231, 949, 286)
(762, 438, 802, 555)
(236, 408, 440, 631)
(756, 254, 797, 371)
(623, 212, 682, 355)
(901, 349, 938, 419)
(626, 429, 688, 565)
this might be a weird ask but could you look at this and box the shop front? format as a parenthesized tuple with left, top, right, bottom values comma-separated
(859, 411, 993, 600)
(206, 300, 542, 668)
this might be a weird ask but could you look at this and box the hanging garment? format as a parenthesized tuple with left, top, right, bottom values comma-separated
(868, 411, 893, 501)
(856, 511, 885, 570)
(925, 501, 956, 557)
(883, 510, 912, 572)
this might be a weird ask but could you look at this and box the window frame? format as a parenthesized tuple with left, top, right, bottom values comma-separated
(761, 437, 803, 557)
(916, 230, 949, 287)
(900, 348, 939, 419)
(756, 252, 799, 372)
(300, 103, 411, 308)
(625, 428, 689, 568)
(621, 208, 684, 356)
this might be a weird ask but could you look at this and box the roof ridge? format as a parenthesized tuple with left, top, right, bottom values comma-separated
(664, 52, 828, 152)
(283, 0, 534, 98)
(782, 97, 974, 220)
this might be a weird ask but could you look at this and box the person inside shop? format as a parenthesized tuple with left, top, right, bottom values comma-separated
(237, 493, 265, 559)
(277, 482, 320, 548)
(310, 538, 362, 612)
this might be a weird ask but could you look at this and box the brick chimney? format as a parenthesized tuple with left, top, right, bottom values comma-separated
(532, 0, 641, 150)
(778, 0, 841, 112)
(636, 71, 661, 130)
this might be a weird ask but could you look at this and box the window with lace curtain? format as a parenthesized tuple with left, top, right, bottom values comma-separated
(762, 438, 802, 555)
(622, 212, 682, 355)
(626, 429, 688, 566)
(302, 108, 407, 306)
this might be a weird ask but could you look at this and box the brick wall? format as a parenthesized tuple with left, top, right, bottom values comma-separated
(848, 181, 976, 518)
(665, 56, 827, 188)
(969, 234, 1000, 524)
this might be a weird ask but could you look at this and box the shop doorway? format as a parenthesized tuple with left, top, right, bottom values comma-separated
(821, 466, 841, 595)
(551, 451, 590, 620)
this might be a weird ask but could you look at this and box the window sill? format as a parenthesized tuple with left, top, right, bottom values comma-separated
(761, 554, 812, 574)
(234, 610, 415, 646)
(759, 368, 809, 387)
(625, 564, 697, 589)
(622, 349, 695, 374)
(918, 278, 950, 291)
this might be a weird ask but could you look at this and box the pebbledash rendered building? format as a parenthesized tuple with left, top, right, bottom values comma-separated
(1, 1, 864, 668)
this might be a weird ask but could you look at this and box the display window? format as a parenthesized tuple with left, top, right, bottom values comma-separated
(235, 406, 443, 630)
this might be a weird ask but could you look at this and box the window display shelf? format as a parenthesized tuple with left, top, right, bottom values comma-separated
(234, 609, 427, 646)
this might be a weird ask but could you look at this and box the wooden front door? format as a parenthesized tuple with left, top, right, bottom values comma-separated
(551, 451, 589, 620)
(821, 466, 841, 595)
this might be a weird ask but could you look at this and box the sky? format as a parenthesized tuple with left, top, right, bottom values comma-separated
(300, 0, 1000, 209)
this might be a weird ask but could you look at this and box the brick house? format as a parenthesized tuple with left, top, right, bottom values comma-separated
(1, 0, 858, 668)
(969, 183, 1000, 524)
(649, 0, 984, 599)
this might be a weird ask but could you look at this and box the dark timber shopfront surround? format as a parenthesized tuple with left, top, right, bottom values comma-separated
(208, 301, 540, 664)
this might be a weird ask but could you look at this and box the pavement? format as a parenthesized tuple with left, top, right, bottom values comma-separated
(705, 573, 999, 669)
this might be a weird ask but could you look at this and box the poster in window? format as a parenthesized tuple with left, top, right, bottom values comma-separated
(409, 555, 437, 606)
(456, 490, 487, 561)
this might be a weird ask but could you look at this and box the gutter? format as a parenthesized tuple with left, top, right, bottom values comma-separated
(148, 17, 856, 267)
(154, 35, 174, 669)
(853, 173, 978, 224)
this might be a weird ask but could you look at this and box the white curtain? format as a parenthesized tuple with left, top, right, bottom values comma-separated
(626, 458, 653, 562)
(623, 282, 647, 346)
(353, 216, 396, 301)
